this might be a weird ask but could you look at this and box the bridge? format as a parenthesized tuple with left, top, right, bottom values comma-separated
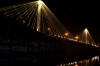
(0, 0, 100, 65)
(0, 0, 99, 47)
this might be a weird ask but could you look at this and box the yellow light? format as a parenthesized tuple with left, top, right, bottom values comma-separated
(64, 32, 69, 37)
(37, 0, 43, 32)
(84, 28, 88, 33)
(38, 0, 43, 6)
(38, 1, 42, 10)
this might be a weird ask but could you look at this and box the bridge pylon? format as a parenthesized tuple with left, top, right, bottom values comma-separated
(0, 0, 71, 38)
(79, 28, 96, 45)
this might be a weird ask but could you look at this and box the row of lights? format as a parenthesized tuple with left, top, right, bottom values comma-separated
(47, 27, 99, 48)
(57, 56, 99, 66)
(47, 27, 80, 40)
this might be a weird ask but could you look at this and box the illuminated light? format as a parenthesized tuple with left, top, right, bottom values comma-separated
(85, 28, 88, 44)
(74, 61, 77, 64)
(60, 64, 62, 66)
(64, 37, 66, 39)
(71, 62, 74, 64)
(74, 35, 79, 40)
(64, 32, 69, 37)
(48, 27, 51, 31)
(91, 56, 99, 62)
(58, 35, 60, 38)
(37, 28, 39, 32)
(61, 36, 63, 38)
(22, 20, 26, 24)
(75, 64, 79, 66)
(37, 0, 43, 32)
(94, 56, 99, 60)
(84, 28, 88, 33)
(38, 0, 43, 6)
(54, 35, 56, 36)
(91, 57, 95, 62)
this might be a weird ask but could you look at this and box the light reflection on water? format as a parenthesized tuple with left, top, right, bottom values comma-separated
(57, 56, 100, 66)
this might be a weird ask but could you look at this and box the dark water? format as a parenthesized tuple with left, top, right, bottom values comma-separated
(57, 56, 100, 66)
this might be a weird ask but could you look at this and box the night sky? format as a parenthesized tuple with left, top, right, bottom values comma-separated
(0, 0, 100, 42)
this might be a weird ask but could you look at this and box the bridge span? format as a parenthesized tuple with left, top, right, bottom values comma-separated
(0, 0, 99, 65)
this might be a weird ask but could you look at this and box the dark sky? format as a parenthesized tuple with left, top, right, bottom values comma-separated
(44, 0, 100, 43)
(0, 0, 100, 42)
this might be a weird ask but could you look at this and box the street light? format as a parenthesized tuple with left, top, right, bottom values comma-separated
(74, 35, 79, 40)
(48, 27, 51, 31)
(64, 32, 69, 37)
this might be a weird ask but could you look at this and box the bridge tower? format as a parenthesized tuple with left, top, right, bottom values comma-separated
(79, 28, 96, 45)
(37, 0, 42, 32)
(0, 0, 71, 38)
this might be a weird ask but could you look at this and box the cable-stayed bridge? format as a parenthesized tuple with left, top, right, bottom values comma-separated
(0, 0, 100, 65)
(0, 0, 98, 47)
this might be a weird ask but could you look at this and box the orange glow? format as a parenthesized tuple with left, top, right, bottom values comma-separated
(48, 27, 51, 31)
(75, 64, 79, 66)
(75, 36, 79, 40)
(64, 32, 69, 37)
